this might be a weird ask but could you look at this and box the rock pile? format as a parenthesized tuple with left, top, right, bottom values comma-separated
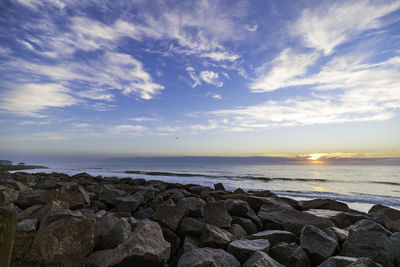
(1, 171, 399, 266)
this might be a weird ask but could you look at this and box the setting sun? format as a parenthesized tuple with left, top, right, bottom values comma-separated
(308, 153, 327, 161)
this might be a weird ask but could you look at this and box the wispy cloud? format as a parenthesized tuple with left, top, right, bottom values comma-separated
(200, 71, 224, 87)
(108, 124, 148, 135)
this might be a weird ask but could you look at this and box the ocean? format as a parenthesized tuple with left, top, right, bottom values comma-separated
(15, 158, 400, 212)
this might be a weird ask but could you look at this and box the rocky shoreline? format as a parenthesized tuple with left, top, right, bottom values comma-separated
(0, 170, 399, 267)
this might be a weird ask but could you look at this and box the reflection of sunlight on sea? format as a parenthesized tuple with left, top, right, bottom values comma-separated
(312, 186, 327, 192)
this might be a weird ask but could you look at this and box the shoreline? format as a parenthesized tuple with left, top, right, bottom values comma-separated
(1, 170, 399, 266)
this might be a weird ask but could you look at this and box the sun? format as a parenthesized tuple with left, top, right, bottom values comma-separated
(308, 153, 327, 160)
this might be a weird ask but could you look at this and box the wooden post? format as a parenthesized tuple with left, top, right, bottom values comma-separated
(0, 208, 17, 267)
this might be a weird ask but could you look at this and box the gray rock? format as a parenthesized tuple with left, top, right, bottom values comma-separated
(318, 256, 358, 267)
(368, 204, 400, 221)
(154, 203, 189, 231)
(243, 251, 284, 267)
(232, 216, 258, 234)
(0, 208, 17, 267)
(346, 219, 392, 236)
(181, 235, 199, 254)
(248, 196, 293, 212)
(258, 205, 334, 236)
(305, 209, 368, 228)
(300, 225, 338, 265)
(299, 199, 350, 212)
(115, 193, 144, 213)
(249, 229, 296, 246)
(16, 218, 38, 233)
(325, 227, 349, 243)
(347, 258, 384, 267)
(94, 213, 131, 250)
(133, 207, 154, 219)
(229, 223, 247, 239)
(70, 184, 91, 204)
(40, 209, 85, 228)
(178, 217, 205, 236)
(200, 224, 235, 248)
(340, 230, 397, 267)
(270, 242, 311, 267)
(227, 239, 270, 263)
(0, 186, 19, 206)
(204, 201, 232, 228)
(86, 219, 171, 267)
(177, 247, 240, 267)
(177, 197, 205, 217)
(39, 189, 85, 209)
(226, 199, 252, 217)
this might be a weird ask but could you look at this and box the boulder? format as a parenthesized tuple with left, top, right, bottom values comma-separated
(200, 224, 235, 248)
(94, 214, 131, 250)
(300, 225, 338, 265)
(249, 229, 296, 246)
(181, 235, 199, 254)
(348, 257, 384, 267)
(154, 203, 189, 231)
(177, 248, 240, 267)
(229, 224, 247, 239)
(305, 209, 368, 228)
(115, 193, 144, 213)
(133, 207, 154, 219)
(318, 256, 358, 267)
(31, 217, 95, 264)
(16, 218, 38, 233)
(325, 226, 349, 243)
(242, 251, 284, 267)
(346, 219, 392, 236)
(270, 242, 311, 267)
(178, 217, 205, 236)
(0, 186, 19, 206)
(227, 239, 270, 263)
(161, 226, 181, 256)
(258, 205, 334, 236)
(225, 199, 252, 217)
(19, 200, 69, 222)
(40, 209, 86, 228)
(299, 199, 350, 212)
(86, 220, 171, 267)
(98, 188, 126, 208)
(368, 204, 400, 220)
(232, 216, 258, 234)
(39, 190, 85, 209)
(248, 196, 293, 212)
(70, 184, 91, 204)
(340, 230, 397, 267)
(177, 197, 205, 217)
(214, 183, 226, 191)
(204, 201, 232, 228)
(0, 208, 17, 267)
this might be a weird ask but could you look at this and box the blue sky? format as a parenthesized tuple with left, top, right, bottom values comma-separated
(1, 0, 400, 160)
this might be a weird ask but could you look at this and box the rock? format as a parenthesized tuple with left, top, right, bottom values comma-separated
(98, 188, 126, 208)
(154, 203, 189, 231)
(318, 256, 358, 267)
(248, 196, 293, 212)
(39, 190, 85, 209)
(300, 225, 338, 265)
(346, 219, 392, 236)
(70, 184, 91, 204)
(368, 204, 400, 220)
(258, 205, 334, 236)
(178, 217, 205, 236)
(299, 199, 350, 211)
(162, 226, 181, 256)
(40, 209, 86, 227)
(232, 216, 258, 234)
(385, 220, 400, 232)
(200, 224, 235, 248)
(340, 230, 397, 267)
(177, 197, 205, 217)
(115, 193, 144, 213)
(133, 207, 154, 219)
(348, 257, 384, 267)
(225, 199, 252, 217)
(326, 226, 349, 243)
(181, 235, 199, 254)
(86, 220, 171, 267)
(270, 242, 311, 267)
(177, 247, 240, 267)
(94, 214, 131, 250)
(214, 183, 226, 191)
(229, 224, 247, 239)
(31, 217, 95, 264)
(234, 188, 246, 194)
(227, 239, 270, 263)
(243, 251, 284, 267)
(204, 201, 232, 228)
(305, 209, 368, 228)
(0, 186, 19, 206)
(249, 229, 296, 246)
(0, 208, 17, 267)
(16, 218, 38, 233)
(158, 188, 187, 202)
(19, 200, 70, 222)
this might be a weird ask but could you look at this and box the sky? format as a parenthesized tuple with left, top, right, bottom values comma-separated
(0, 0, 400, 162)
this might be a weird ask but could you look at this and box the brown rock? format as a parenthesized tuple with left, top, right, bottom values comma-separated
(154, 203, 189, 231)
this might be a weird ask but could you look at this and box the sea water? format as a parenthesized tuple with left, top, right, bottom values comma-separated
(16, 158, 400, 212)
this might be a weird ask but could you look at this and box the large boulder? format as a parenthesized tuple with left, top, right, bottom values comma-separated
(346, 219, 392, 236)
(305, 209, 368, 228)
(200, 224, 235, 248)
(258, 205, 334, 236)
(348, 257, 384, 267)
(177, 197, 205, 217)
(270, 242, 310, 267)
(180, 235, 199, 254)
(242, 251, 284, 267)
(39, 190, 85, 209)
(178, 217, 205, 236)
(0, 208, 17, 267)
(340, 230, 398, 267)
(249, 229, 296, 247)
(227, 239, 270, 263)
(31, 217, 95, 264)
(248, 196, 292, 212)
(40, 209, 86, 228)
(299, 199, 350, 211)
(93, 214, 131, 250)
(300, 225, 338, 265)
(177, 248, 240, 267)
(204, 201, 232, 228)
(225, 199, 252, 217)
(114, 193, 144, 213)
(19, 200, 69, 222)
(232, 216, 258, 234)
(229, 224, 247, 239)
(154, 203, 189, 231)
(368, 204, 400, 220)
(0, 186, 19, 206)
(16, 218, 38, 233)
(86, 220, 171, 267)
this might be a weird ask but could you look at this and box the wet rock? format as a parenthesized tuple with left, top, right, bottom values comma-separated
(86, 220, 171, 267)
(229, 223, 247, 239)
(227, 239, 270, 263)
(226, 199, 252, 217)
(299, 199, 350, 212)
(31, 217, 95, 264)
(249, 229, 296, 246)
(214, 183, 226, 191)
(154, 203, 189, 231)
(340, 230, 397, 267)
(346, 219, 392, 236)
(232, 216, 258, 234)
(178, 217, 205, 236)
(16, 218, 38, 233)
(177, 197, 205, 217)
(258, 205, 334, 236)
(300, 225, 338, 265)
(318, 256, 358, 267)
(243, 251, 284, 267)
(204, 201, 232, 228)
(177, 247, 240, 267)
(94, 214, 131, 250)
(270, 242, 311, 267)
(200, 224, 235, 248)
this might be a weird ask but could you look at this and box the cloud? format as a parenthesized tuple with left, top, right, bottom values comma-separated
(186, 67, 201, 88)
(200, 51, 240, 62)
(200, 71, 224, 87)
(244, 24, 258, 32)
(293, 0, 400, 55)
(207, 93, 222, 100)
(0, 83, 78, 116)
(108, 124, 148, 134)
(128, 117, 159, 122)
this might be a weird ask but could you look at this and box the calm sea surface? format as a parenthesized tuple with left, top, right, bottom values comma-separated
(19, 159, 400, 212)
